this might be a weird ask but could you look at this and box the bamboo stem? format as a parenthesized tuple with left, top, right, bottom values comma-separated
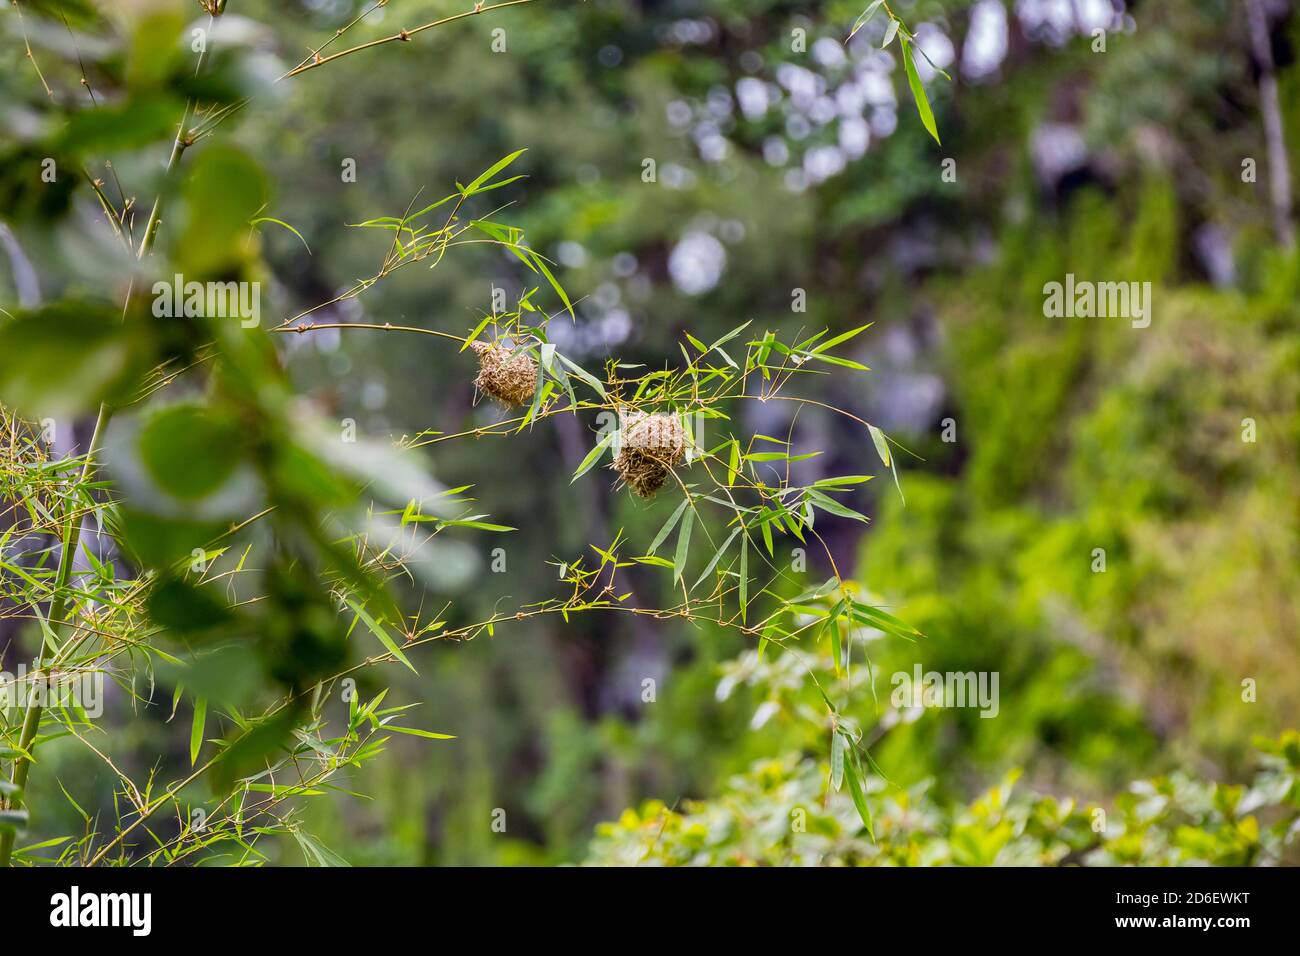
(0, 404, 107, 866)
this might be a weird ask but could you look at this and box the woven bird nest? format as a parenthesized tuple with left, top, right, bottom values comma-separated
(613, 411, 687, 497)
(470, 340, 538, 407)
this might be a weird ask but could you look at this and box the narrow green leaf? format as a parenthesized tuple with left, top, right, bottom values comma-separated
(811, 323, 872, 354)
(673, 507, 695, 584)
(532, 250, 574, 319)
(739, 532, 749, 623)
(345, 598, 417, 674)
(693, 527, 739, 589)
(250, 216, 311, 255)
(462, 148, 526, 195)
(461, 315, 492, 352)
(848, 0, 886, 41)
(294, 830, 352, 867)
(572, 430, 615, 482)
(901, 38, 941, 144)
(882, 18, 900, 47)
(190, 697, 207, 766)
(843, 751, 876, 841)
(386, 725, 456, 740)
(649, 497, 690, 555)
(868, 423, 891, 468)
(557, 353, 605, 398)
(807, 489, 870, 523)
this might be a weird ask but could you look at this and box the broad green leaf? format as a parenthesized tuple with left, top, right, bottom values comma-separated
(174, 144, 268, 275)
(138, 403, 244, 500)
(0, 303, 145, 417)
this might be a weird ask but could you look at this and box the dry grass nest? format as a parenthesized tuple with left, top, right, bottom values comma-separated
(613, 411, 687, 498)
(470, 340, 538, 407)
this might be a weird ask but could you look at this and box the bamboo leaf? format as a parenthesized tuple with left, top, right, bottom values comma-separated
(843, 750, 876, 841)
(462, 148, 527, 195)
(739, 532, 749, 623)
(673, 506, 695, 584)
(693, 527, 740, 589)
(190, 697, 207, 766)
(868, 423, 892, 468)
(848, 0, 886, 41)
(882, 18, 900, 47)
(901, 38, 941, 144)
(385, 725, 456, 740)
(811, 323, 872, 354)
(649, 497, 690, 554)
(557, 353, 605, 397)
(571, 430, 615, 482)
(250, 216, 311, 254)
(345, 598, 417, 674)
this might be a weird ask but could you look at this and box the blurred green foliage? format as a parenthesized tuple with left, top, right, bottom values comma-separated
(585, 733, 1300, 866)
(1, 0, 1297, 866)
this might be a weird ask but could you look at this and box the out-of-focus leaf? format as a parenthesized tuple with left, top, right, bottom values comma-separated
(173, 144, 268, 276)
(138, 403, 244, 500)
(148, 576, 236, 635)
(0, 303, 146, 417)
(57, 96, 181, 155)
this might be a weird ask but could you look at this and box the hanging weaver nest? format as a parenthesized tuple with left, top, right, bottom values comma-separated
(469, 340, 538, 407)
(613, 411, 687, 498)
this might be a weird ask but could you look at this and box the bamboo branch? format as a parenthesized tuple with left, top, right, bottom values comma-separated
(281, 0, 538, 79)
